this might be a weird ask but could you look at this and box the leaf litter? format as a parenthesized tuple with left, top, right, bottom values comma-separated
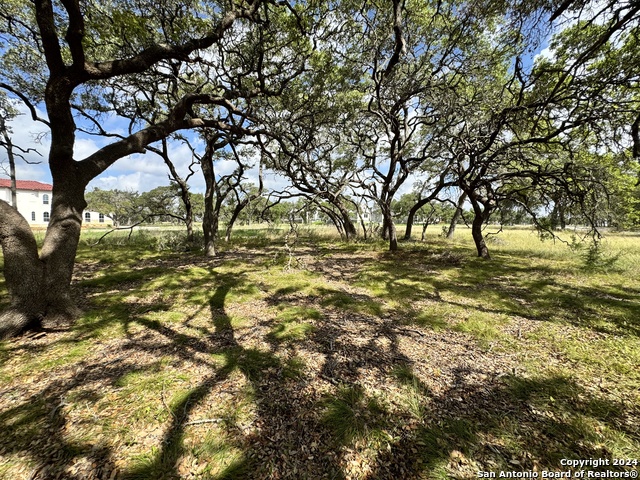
(1, 245, 638, 479)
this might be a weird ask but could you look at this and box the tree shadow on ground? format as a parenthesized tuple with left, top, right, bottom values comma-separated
(1, 246, 639, 479)
(118, 272, 347, 479)
(0, 357, 126, 479)
(351, 248, 640, 338)
(260, 282, 639, 478)
(364, 368, 639, 479)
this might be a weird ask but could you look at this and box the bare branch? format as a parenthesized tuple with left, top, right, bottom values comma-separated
(0, 83, 51, 127)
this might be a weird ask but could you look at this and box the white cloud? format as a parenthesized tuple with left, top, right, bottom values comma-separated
(89, 171, 168, 192)
(533, 44, 555, 64)
(0, 103, 51, 182)
(2, 103, 294, 196)
(74, 137, 103, 160)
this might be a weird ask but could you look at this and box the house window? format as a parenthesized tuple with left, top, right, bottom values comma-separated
(43, 194, 49, 205)
(31, 211, 36, 221)
(43, 212, 50, 222)
(85, 212, 91, 222)
(99, 213, 105, 223)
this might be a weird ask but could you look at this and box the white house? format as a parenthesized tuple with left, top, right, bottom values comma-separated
(0, 179, 109, 226)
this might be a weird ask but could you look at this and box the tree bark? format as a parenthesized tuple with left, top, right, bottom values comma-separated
(200, 138, 230, 256)
(0, 125, 19, 208)
(184, 197, 195, 242)
(404, 206, 418, 240)
(0, 95, 85, 336)
(39, 176, 86, 317)
(381, 215, 389, 240)
(0, 0, 261, 337)
(335, 201, 357, 240)
(201, 146, 217, 256)
(389, 221, 398, 251)
(0, 202, 46, 338)
(404, 197, 432, 240)
(381, 207, 398, 251)
(632, 111, 639, 163)
(446, 192, 467, 239)
(471, 212, 490, 259)
(469, 196, 490, 259)
(202, 206, 217, 256)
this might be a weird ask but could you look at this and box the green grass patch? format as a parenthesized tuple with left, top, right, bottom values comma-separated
(193, 431, 249, 479)
(112, 359, 191, 423)
(1, 225, 640, 479)
(269, 321, 315, 342)
(321, 385, 388, 445)
(13, 341, 91, 376)
(268, 305, 319, 342)
(316, 287, 384, 316)
(390, 364, 430, 419)
(452, 312, 507, 348)
(211, 347, 281, 382)
(409, 304, 454, 330)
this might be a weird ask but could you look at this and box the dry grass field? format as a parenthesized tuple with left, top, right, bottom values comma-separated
(1, 225, 639, 479)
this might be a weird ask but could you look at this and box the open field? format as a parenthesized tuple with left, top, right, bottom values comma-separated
(1, 225, 639, 479)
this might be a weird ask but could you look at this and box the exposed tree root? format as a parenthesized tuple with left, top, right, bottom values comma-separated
(0, 309, 43, 339)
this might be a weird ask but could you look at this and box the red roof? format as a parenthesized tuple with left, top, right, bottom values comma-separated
(0, 179, 53, 191)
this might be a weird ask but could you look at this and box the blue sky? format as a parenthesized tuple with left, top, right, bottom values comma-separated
(1, 102, 285, 194)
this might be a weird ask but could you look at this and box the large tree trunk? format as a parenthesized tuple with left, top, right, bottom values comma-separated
(446, 192, 467, 239)
(336, 204, 357, 241)
(381, 207, 398, 251)
(202, 193, 225, 257)
(202, 192, 216, 257)
(404, 197, 432, 240)
(200, 142, 217, 256)
(185, 202, 194, 241)
(39, 178, 86, 317)
(0, 186, 83, 338)
(471, 216, 489, 259)
(388, 221, 398, 251)
(0, 202, 46, 338)
(632, 111, 639, 165)
(470, 200, 490, 259)
(175, 183, 194, 242)
(0, 0, 260, 338)
(381, 215, 389, 240)
(404, 206, 418, 240)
